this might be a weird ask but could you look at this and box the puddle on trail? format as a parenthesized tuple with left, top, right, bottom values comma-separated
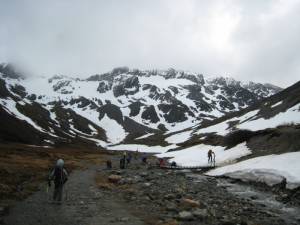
(187, 173, 300, 225)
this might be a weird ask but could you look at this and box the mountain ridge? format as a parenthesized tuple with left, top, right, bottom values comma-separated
(0, 64, 283, 146)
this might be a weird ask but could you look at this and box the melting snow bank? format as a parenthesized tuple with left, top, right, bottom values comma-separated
(107, 144, 177, 154)
(156, 142, 251, 167)
(206, 151, 300, 189)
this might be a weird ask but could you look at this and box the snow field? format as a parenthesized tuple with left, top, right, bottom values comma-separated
(165, 130, 192, 144)
(157, 142, 251, 167)
(207, 151, 300, 189)
(107, 144, 178, 154)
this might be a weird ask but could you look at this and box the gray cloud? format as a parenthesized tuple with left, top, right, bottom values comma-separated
(0, 0, 299, 87)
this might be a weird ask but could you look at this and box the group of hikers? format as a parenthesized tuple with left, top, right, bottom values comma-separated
(106, 150, 148, 170)
(47, 149, 216, 204)
(106, 149, 216, 170)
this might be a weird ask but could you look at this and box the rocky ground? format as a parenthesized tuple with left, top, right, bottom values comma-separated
(2, 152, 300, 225)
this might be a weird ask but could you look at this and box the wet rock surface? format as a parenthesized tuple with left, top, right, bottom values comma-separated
(98, 156, 300, 225)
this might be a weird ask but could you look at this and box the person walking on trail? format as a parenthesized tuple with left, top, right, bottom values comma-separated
(207, 149, 216, 166)
(106, 160, 112, 169)
(48, 159, 68, 204)
(120, 157, 125, 169)
(141, 153, 147, 164)
(126, 152, 132, 165)
(134, 149, 139, 160)
(122, 151, 127, 168)
(120, 152, 126, 169)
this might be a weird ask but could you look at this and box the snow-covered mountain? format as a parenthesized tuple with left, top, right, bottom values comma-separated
(0, 64, 282, 146)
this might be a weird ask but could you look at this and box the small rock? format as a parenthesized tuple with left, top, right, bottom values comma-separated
(166, 202, 178, 212)
(192, 208, 207, 219)
(108, 175, 122, 183)
(119, 217, 129, 222)
(178, 211, 194, 221)
(181, 198, 201, 208)
(140, 172, 148, 177)
(0, 206, 9, 216)
(143, 182, 152, 187)
(164, 194, 176, 200)
(110, 170, 123, 175)
(250, 195, 258, 200)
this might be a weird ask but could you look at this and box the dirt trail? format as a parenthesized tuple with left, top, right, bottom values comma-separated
(3, 164, 145, 225)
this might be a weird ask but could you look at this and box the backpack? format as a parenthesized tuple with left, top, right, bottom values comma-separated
(53, 167, 67, 186)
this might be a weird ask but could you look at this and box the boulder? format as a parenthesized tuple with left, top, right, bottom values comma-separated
(178, 211, 194, 221)
(192, 208, 207, 219)
(108, 175, 122, 184)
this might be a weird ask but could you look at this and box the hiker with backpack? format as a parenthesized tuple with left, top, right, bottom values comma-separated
(141, 153, 148, 165)
(48, 159, 68, 204)
(106, 160, 112, 169)
(208, 149, 216, 166)
(126, 152, 132, 165)
(120, 157, 126, 169)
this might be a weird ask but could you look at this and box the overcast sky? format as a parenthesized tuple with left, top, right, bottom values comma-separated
(0, 0, 300, 87)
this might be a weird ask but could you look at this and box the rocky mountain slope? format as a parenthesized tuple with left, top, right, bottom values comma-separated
(124, 78, 300, 189)
(0, 64, 282, 146)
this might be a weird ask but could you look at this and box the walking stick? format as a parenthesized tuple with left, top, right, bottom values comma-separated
(64, 184, 68, 201)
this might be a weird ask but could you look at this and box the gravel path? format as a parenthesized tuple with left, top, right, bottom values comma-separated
(3, 164, 145, 225)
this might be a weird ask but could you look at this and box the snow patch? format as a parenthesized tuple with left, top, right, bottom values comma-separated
(207, 151, 300, 189)
(135, 133, 154, 140)
(270, 101, 283, 108)
(157, 142, 251, 167)
(98, 114, 127, 144)
(107, 144, 177, 154)
(165, 130, 192, 144)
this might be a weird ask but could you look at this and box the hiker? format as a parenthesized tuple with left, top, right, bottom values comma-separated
(134, 149, 139, 160)
(158, 158, 165, 167)
(123, 151, 127, 160)
(208, 149, 215, 165)
(106, 160, 112, 169)
(141, 153, 147, 164)
(48, 159, 68, 204)
(171, 161, 177, 168)
(120, 157, 125, 169)
(126, 152, 132, 165)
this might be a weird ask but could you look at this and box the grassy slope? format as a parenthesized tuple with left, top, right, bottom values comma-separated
(0, 143, 112, 207)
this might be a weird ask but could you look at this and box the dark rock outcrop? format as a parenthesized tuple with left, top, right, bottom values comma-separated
(141, 105, 159, 123)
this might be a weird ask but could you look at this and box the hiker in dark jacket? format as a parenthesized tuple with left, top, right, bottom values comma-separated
(141, 154, 147, 164)
(106, 160, 112, 169)
(120, 157, 126, 169)
(126, 152, 132, 165)
(208, 149, 215, 165)
(48, 159, 68, 203)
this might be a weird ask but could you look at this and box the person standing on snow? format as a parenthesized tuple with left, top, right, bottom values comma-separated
(48, 159, 68, 204)
(207, 149, 215, 166)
